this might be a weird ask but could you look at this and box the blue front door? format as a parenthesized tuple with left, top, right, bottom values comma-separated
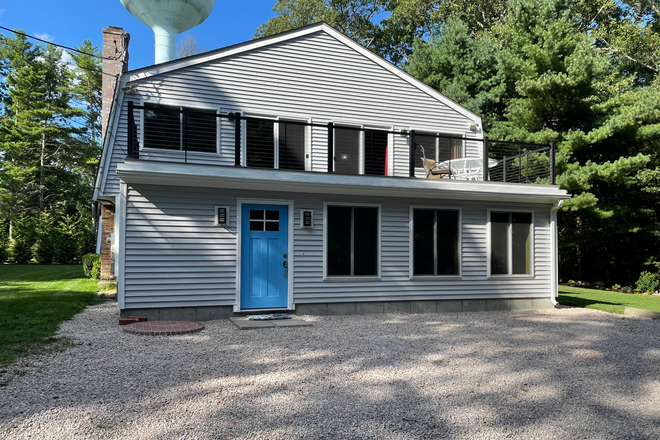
(240, 204, 289, 309)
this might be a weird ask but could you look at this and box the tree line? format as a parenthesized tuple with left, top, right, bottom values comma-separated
(0, 33, 101, 264)
(258, 0, 660, 284)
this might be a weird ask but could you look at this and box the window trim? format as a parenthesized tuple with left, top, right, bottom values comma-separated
(139, 98, 221, 156)
(241, 113, 309, 171)
(487, 209, 535, 279)
(408, 205, 463, 280)
(323, 201, 381, 280)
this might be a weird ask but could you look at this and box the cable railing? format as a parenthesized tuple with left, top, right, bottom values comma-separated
(126, 102, 556, 185)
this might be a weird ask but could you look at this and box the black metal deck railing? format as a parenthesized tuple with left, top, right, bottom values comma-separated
(126, 102, 556, 185)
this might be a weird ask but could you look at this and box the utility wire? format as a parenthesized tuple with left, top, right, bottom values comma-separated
(0, 26, 121, 78)
(0, 25, 119, 61)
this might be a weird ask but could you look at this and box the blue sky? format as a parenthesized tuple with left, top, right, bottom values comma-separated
(0, 0, 279, 70)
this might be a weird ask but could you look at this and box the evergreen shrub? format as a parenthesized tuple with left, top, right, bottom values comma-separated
(0, 226, 8, 263)
(9, 237, 33, 264)
(91, 259, 101, 280)
(636, 272, 659, 294)
(82, 253, 100, 278)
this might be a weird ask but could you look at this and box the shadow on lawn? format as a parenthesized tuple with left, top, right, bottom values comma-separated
(0, 264, 88, 283)
(557, 295, 621, 310)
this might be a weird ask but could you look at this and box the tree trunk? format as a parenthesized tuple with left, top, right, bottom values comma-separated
(39, 129, 46, 217)
(91, 201, 98, 233)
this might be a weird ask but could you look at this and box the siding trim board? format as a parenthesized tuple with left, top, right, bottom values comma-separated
(117, 182, 128, 309)
(235, 198, 295, 312)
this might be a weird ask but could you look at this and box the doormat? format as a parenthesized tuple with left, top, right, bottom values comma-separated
(248, 313, 292, 321)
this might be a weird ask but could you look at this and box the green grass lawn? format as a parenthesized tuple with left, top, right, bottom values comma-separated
(0, 265, 98, 372)
(558, 285, 660, 315)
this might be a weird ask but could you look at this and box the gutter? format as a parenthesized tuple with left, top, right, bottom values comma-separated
(550, 199, 564, 305)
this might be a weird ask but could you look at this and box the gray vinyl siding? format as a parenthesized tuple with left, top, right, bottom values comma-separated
(123, 184, 551, 309)
(103, 94, 138, 195)
(101, 31, 479, 195)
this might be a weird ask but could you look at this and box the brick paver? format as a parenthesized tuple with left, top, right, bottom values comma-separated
(122, 320, 204, 336)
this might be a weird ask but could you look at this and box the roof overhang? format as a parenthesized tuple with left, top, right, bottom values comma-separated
(116, 160, 570, 204)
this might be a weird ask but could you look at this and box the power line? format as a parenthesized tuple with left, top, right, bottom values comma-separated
(0, 25, 120, 78)
(0, 25, 118, 61)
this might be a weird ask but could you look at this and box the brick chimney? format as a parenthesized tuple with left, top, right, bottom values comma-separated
(99, 26, 129, 286)
(101, 26, 130, 143)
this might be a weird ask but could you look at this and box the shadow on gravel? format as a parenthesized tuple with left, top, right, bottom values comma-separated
(1, 307, 659, 439)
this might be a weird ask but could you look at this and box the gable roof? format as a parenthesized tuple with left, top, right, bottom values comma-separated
(94, 22, 484, 200)
(123, 22, 482, 123)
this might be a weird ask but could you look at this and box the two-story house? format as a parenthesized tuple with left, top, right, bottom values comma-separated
(94, 23, 569, 321)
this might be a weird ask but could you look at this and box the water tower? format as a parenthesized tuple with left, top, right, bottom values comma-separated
(120, 0, 215, 64)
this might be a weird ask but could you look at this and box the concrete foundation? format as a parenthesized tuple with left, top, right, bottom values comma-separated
(120, 298, 554, 321)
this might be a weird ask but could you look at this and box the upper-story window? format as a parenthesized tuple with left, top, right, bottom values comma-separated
(143, 103, 217, 153)
(245, 119, 306, 171)
(414, 133, 463, 177)
(334, 127, 388, 176)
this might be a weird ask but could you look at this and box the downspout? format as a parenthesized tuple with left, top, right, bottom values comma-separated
(550, 200, 564, 305)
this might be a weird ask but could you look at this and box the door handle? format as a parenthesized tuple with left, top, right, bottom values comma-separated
(283, 260, 288, 278)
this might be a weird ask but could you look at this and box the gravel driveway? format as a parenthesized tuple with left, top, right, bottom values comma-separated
(1, 302, 659, 439)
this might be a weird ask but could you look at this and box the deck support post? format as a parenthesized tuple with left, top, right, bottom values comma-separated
(327, 122, 334, 173)
(483, 136, 489, 181)
(234, 114, 241, 167)
(409, 130, 416, 177)
(550, 141, 555, 185)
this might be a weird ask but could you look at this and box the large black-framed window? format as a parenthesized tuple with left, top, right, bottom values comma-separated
(364, 129, 388, 176)
(245, 119, 306, 170)
(334, 127, 389, 176)
(490, 212, 532, 275)
(413, 133, 463, 177)
(246, 119, 275, 168)
(413, 209, 460, 276)
(278, 121, 305, 171)
(143, 103, 217, 153)
(334, 127, 361, 175)
(326, 206, 379, 276)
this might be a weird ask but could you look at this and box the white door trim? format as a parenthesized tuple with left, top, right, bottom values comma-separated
(235, 198, 295, 312)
